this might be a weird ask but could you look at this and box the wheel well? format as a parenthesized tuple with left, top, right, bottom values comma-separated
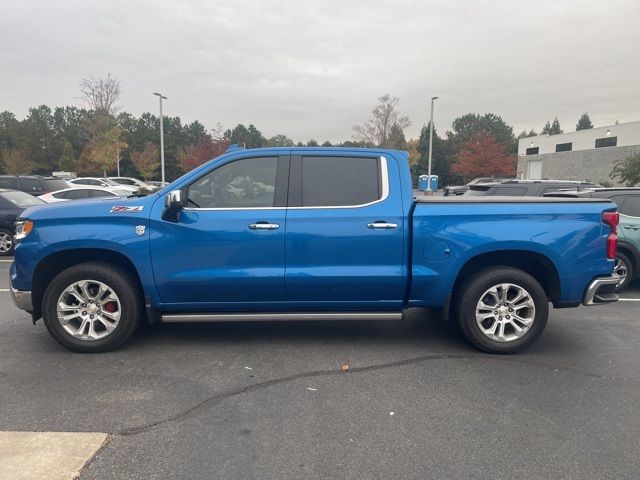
(451, 250, 561, 307)
(617, 245, 638, 275)
(32, 249, 143, 320)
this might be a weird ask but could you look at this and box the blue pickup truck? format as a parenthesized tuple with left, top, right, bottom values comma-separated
(10, 147, 620, 354)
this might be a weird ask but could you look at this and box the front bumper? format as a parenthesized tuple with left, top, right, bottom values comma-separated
(10, 285, 33, 312)
(582, 274, 620, 306)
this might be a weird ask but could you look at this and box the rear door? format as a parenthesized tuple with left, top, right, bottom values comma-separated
(284, 153, 405, 310)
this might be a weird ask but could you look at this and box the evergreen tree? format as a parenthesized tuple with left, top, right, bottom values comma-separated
(576, 113, 594, 130)
(58, 140, 77, 171)
(542, 117, 563, 135)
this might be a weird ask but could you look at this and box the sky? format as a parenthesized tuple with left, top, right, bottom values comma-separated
(1, 0, 639, 142)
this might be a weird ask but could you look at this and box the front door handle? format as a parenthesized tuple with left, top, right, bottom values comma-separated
(367, 221, 398, 229)
(622, 225, 640, 230)
(249, 222, 280, 230)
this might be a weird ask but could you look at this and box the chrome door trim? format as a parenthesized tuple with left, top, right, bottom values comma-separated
(182, 156, 390, 211)
(161, 311, 403, 322)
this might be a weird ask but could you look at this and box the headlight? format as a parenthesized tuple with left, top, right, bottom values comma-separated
(15, 220, 34, 240)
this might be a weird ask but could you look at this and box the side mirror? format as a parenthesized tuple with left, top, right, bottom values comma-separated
(162, 189, 187, 222)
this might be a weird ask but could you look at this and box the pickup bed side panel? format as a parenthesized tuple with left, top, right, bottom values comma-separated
(410, 202, 615, 307)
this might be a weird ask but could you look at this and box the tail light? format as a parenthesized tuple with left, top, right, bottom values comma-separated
(602, 211, 619, 259)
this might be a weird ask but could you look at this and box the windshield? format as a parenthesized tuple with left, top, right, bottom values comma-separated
(1, 190, 46, 208)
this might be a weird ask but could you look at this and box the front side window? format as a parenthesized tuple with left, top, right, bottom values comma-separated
(301, 156, 381, 207)
(188, 157, 278, 208)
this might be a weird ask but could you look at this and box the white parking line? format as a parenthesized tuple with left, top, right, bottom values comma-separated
(619, 298, 640, 302)
(0, 289, 9, 292)
(0, 260, 13, 263)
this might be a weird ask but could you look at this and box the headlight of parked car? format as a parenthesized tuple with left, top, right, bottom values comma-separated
(15, 220, 34, 240)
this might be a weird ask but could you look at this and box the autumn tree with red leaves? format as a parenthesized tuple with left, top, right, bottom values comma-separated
(177, 125, 229, 173)
(451, 132, 516, 181)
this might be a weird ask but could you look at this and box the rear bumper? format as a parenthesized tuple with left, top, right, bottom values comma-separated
(582, 275, 620, 306)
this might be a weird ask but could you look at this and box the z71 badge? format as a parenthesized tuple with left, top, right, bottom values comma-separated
(110, 206, 144, 213)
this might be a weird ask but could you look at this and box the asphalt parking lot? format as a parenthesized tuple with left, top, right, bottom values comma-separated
(1, 257, 639, 479)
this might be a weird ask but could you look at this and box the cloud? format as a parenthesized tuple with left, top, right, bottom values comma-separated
(1, 0, 639, 141)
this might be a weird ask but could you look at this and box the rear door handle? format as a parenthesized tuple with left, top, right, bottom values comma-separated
(623, 225, 640, 230)
(367, 221, 398, 229)
(249, 222, 280, 230)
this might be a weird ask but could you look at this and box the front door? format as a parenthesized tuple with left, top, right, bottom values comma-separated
(150, 155, 289, 310)
(284, 154, 406, 310)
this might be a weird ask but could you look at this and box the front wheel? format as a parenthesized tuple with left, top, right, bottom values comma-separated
(454, 267, 549, 354)
(42, 262, 142, 352)
(0, 228, 14, 256)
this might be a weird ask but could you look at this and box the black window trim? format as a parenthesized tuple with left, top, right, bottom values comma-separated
(183, 154, 289, 211)
(287, 155, 389, 209)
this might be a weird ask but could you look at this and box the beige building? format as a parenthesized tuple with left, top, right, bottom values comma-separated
(517, 120, 640, 185)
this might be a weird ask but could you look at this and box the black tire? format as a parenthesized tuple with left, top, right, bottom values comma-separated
(0, 228, 14, 256)
(42, 262, 142, 352)
(614, 251, 634, 292)
(454, 266, 549, 354)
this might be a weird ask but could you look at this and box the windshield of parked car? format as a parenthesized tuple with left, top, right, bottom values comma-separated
(1, 190, 46, 208)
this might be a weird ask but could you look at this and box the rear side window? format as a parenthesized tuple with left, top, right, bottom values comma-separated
(620, 195, 640, 217)
(19, 178, 43, 193)
(491, 187, 528, 196)
(0, 177, 19, 189)
(301, 156, 381, 207)
(42, 179, 70, 192)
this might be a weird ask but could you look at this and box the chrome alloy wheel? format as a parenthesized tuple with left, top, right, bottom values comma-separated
(614, 257, 628, 287)
(475, 283, 535, 343)
(0, 232, 12, 253)
(56, 280, 121, 341)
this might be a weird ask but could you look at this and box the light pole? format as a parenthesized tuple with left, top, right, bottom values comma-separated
(153, 92, 168, 184)
(427, 96, 438, 193)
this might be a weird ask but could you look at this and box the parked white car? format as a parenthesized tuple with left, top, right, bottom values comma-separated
(109, 177, 157, 190)
(39, 186, 131, 203)
(66, 177, 138, 193)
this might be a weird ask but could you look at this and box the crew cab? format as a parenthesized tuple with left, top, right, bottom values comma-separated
(9, 147, 620, 354)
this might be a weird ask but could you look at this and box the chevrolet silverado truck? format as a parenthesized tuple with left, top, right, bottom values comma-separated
(10, 147, 620, 354)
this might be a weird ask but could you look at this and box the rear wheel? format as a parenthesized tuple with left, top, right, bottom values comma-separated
(0, 228, 14, 256)
(42, 262, 142, 352)
(614, 252, 634, 292)
(455, 267, 549, 354)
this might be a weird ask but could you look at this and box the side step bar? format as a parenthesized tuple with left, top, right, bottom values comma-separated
(161, 312, 403, 323)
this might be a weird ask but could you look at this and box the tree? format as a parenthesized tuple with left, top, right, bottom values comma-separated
(387, 124, 407, 150)
(353, 94, 411, 147)
(447, 113, 517, 153)
(79, 74, 122, 116)
(177, 135, 229, 173)
(130, 143, 160, 180)
(541, 117, 563, 135)
(576, 113, 594, 130)
(224, 124, 266, 148)
(58, 140, 77, 171)
(86, 126, 127, 176)
(610, 152, 640, 186)
(518, 129, 537, 138)
(416, 123, 451, 185)
(267, 134, 294, 147)
(451, 132, 516, 180)
(306, 139, 318, 146)
(1, 147, 35, 174)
